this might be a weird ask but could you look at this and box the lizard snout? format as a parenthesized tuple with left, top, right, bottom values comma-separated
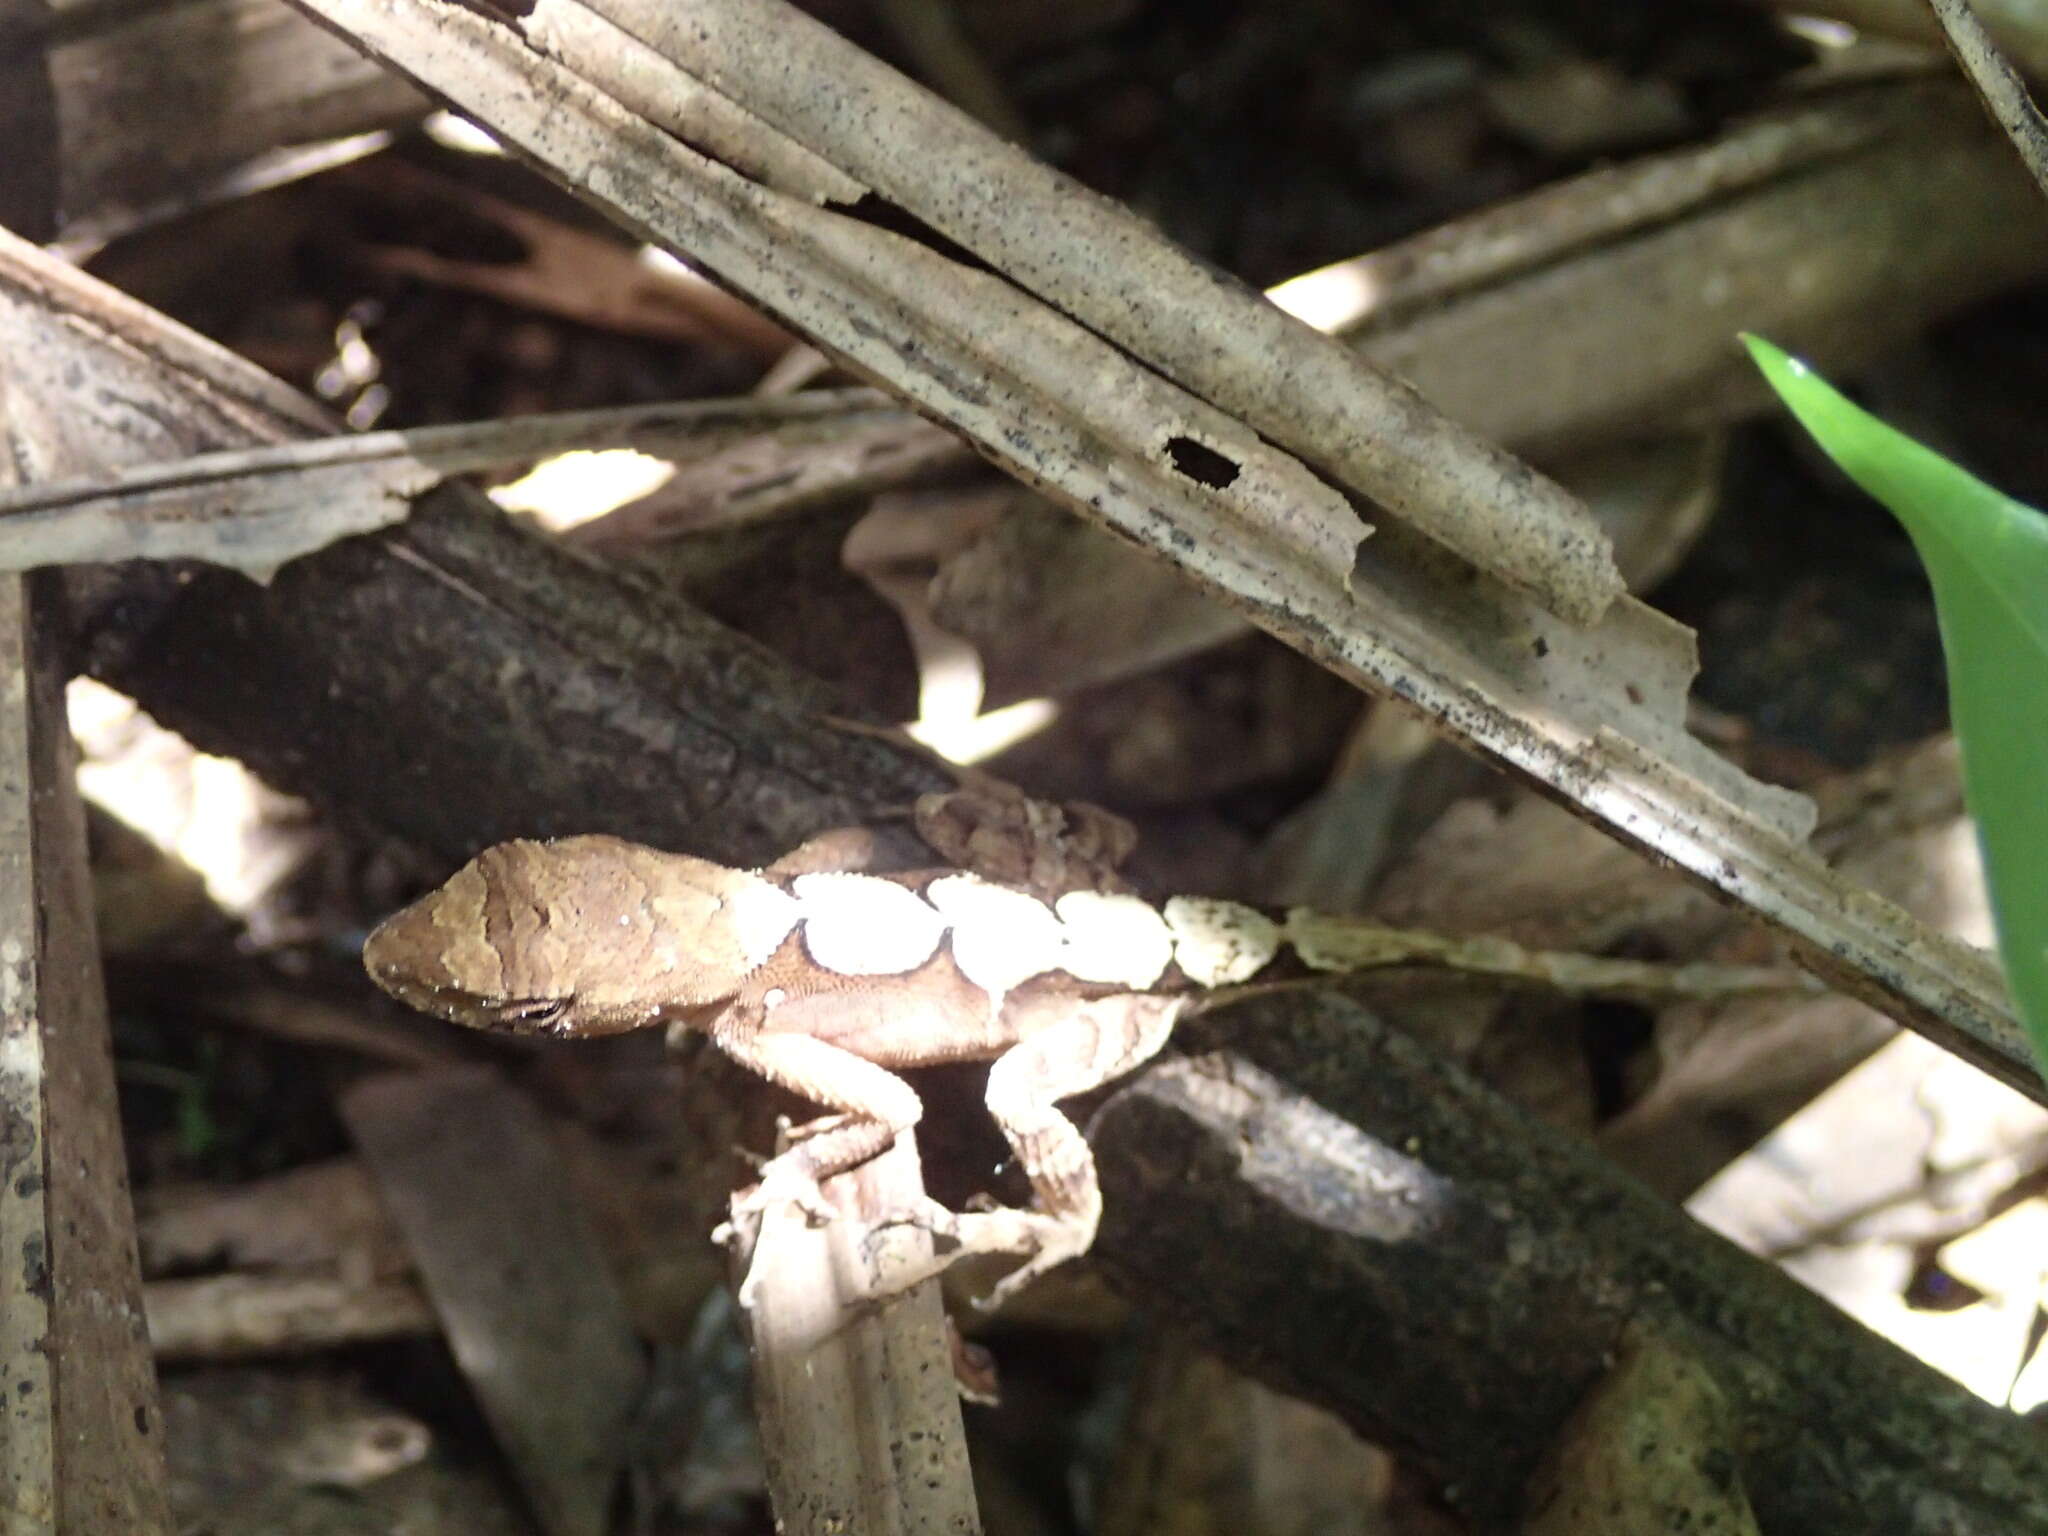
(361, 894, 488, 1022)
(363, 901, 444, 1001)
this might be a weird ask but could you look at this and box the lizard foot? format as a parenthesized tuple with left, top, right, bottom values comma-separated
(956, 1207, 1096, 1312)
(724, 1157, 842, 1312)
(733, 1155, 837, 1227)
(779, 1111, 857, 1146)
(730, 1115, 856, 1177)
(855, 1196, 967, 1299)
(867, 1195, 965, 1244)
(864, 1200, 1095, 1311)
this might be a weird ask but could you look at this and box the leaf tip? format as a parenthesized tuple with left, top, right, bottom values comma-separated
(1741, 331, 1806, 382)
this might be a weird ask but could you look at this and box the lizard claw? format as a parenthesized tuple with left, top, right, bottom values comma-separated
(867, 1196, 964, 1243)
(726, 1158, 840, 1313)
(734, 1155, 836, 1227)
(780, 1112, 856, 1146)
(965, 1217, 1093, 1311)
(937, 1205, 1095, 1311)
(851, 1196, 995, 1302)
(861, 1200, 1096, 1310)
(855, 1198, 967, 1301)
(731, 1115, 854, 1178)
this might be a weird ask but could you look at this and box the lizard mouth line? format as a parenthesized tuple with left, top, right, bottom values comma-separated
(369, 970, 575, 1035)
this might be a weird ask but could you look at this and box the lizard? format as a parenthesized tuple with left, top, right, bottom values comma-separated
(361, 828, 1816, 1309)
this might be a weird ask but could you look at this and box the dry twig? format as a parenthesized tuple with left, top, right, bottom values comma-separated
(728, 1137, 978, 1534)
(1924, 0, 2048, 200)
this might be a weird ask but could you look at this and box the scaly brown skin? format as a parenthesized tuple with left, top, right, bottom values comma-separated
(362, 832, 1193, 1307)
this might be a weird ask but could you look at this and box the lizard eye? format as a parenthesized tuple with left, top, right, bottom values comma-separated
(495, 997, 572, 1033)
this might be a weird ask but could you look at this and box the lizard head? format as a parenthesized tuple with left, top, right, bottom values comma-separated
(363, 835, 799, 1037)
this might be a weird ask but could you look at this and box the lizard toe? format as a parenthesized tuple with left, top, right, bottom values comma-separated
(868, 1196, 962, 1243)
(736, 1156, 836, 1226)
(973, 1224, 1094, 1311)
(781, 1111, 857, 1145)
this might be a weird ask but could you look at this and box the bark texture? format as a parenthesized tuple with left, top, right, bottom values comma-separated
(1089, 988, 2048, 1533)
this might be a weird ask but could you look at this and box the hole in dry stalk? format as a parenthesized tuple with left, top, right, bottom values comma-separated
(1164, 436, 1239, 488)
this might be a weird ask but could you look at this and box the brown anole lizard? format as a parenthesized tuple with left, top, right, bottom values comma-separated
(361, 830, 1813, 1308)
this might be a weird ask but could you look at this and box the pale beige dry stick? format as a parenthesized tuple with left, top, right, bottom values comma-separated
(1924, 0, 2048, 200)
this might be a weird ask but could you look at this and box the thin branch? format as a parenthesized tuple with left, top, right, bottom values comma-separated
(1927, 0, 2048, 202)
(145, 1273, 436, 1361)
(0, 392, 898, 576)
(730, 1137, 979, 1534)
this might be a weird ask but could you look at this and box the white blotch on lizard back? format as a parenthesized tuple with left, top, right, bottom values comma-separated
(1054, 891, 1173, 987)
(725, 880, 802, 969)
(924, 874, 1065, 998)
(792, 873, 945, 975)
(1164, 897, 1280, 986)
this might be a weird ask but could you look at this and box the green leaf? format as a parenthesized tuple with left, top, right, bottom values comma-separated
(1744, 333, 2048, 1075)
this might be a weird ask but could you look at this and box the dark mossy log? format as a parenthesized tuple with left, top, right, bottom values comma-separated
(624, 497, 919, 722)
(1089, 987, 2048, 1534)
(71, 487, 950, 869)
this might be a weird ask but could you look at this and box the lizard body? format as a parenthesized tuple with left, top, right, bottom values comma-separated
(362, 832, 1290, 1304)
(362, 831, 1814, 1305)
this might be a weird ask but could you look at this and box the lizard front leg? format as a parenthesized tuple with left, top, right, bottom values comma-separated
(893, 991, 1186, 1309)
(706, 1008, 958, 1311)
(709, 1015, 931, 1223)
